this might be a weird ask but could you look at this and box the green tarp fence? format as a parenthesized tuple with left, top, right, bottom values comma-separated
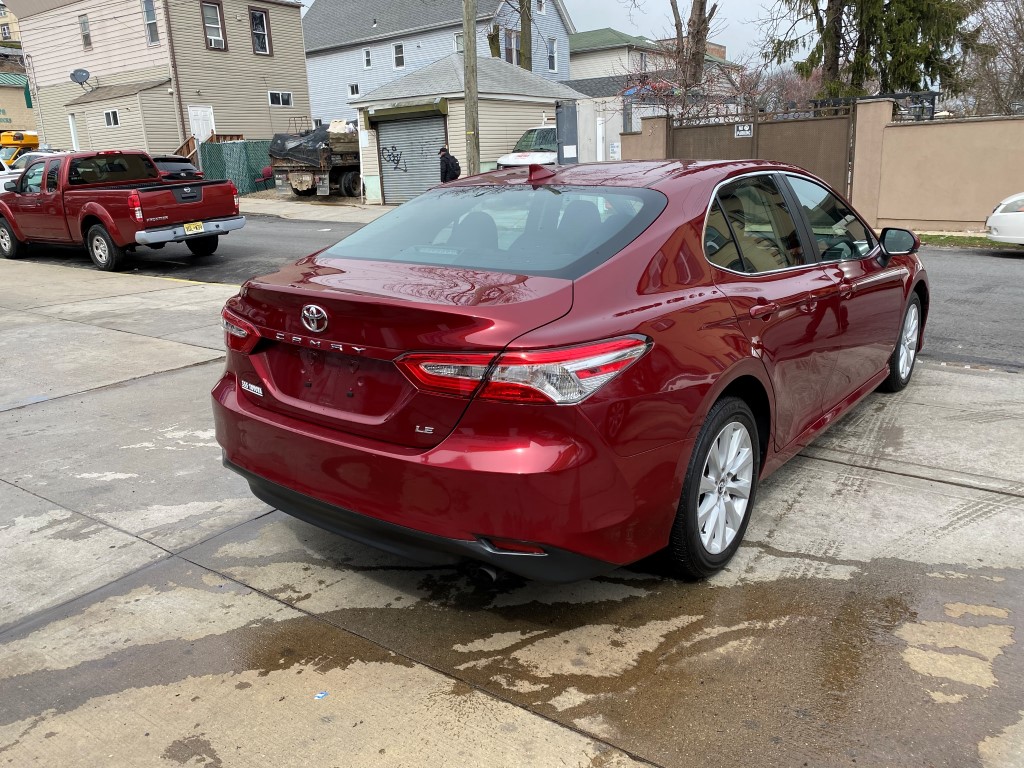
(198, 140, 271, 196)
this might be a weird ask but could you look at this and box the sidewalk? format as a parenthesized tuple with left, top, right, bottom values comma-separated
(2, 259, 1023, 767)
(239, 194, 395, 224)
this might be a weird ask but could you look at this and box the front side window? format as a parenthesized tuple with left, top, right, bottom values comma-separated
(142, 0, 159, 44)
(786, 175, 875, 261)
(393, 43, 405, 68)
(323, 185, 668, 280)
(22, 161, 44, 193)
(268, 90, 293, 107)
(250, 9, 271, 55)
(104, 110, 120, 127)
(547, 38, 557, 72)
(79, 14, 92, 48)
(716, 175, 805, 273)
(202, 2, 226, 49)
(46, 159, 63, 192)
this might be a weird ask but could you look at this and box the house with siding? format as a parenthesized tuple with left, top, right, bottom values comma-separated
(0, 71, 33, 132)
(303, 0, 575, 124)
(352, 53, 584, 205)
(0, 2, 23, 45)
(7, 0, 312, 155)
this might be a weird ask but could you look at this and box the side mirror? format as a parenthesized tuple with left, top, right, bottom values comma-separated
(3, 181, 16, 192)
(880, 227, 920, 256)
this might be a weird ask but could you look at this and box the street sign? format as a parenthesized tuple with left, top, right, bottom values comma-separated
(734, 123, 753, 139)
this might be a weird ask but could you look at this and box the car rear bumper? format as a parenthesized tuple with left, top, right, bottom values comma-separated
(135, 215, 245, 245)
(212, 373, 688, 580)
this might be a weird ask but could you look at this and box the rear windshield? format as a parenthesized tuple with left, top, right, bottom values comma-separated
(68, 154, 160, 185)
(513, 128, 557, 153)
(154, 158, 199, 173)
(322, 185, 668, 280)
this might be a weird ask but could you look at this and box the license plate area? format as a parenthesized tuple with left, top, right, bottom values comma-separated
(183, 221, 205, 235)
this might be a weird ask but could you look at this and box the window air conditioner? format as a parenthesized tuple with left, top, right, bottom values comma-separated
(208, 37, 225, 49)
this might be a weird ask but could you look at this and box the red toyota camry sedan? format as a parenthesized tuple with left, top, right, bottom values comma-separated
(213, 160, 928, 582)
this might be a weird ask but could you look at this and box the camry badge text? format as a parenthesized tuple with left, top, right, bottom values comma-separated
(301, 304, 329, 333)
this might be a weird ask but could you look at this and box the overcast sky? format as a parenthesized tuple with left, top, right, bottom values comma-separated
(299, 0, 767, 62)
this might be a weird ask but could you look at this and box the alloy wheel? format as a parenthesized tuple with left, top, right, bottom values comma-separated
(697, 421, 754, 555)
(0, 227, 10, 255)
(91, 235, 109, 265)
(898, 303, 919, 381)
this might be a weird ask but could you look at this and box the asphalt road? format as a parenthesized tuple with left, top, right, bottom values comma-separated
(16, 218, 1024, 372)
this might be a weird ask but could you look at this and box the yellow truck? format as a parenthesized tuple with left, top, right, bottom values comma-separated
(0, 131, 40, 165)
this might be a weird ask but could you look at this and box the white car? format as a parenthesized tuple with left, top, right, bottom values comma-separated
(986, 193, 1024, 245)
(496, 125, 557, 168)
(0, 151, 60, 186)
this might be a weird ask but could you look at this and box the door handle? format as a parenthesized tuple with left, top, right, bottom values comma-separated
(749, 301, 780, 319)
(838, 281, 853, 299)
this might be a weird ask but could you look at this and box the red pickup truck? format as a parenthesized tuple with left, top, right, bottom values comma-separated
(0, 150, 244, 271)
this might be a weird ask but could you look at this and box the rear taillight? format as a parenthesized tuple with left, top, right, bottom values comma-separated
(396, 337, 650, 405)
(229, 181, 239, 212)
(221, 307, 260, 354)
(128, 189, 143, 223)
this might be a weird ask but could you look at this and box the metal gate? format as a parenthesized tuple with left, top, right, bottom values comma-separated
(377, 117, 446, 204)
(670, 109, 854, 195)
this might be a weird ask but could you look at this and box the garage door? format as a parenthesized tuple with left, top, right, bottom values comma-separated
(377, 116, 447, 204)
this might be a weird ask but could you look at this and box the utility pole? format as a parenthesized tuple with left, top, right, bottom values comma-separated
(463, 0, 480, 175)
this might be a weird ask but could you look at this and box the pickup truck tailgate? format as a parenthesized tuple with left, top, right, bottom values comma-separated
(138, 181, 238, 229)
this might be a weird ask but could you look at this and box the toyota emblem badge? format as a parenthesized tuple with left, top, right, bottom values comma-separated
(301, 304, 329, 333)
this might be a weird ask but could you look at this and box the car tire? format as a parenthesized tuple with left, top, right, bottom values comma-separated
(0, 218, 22, 259)
(186, 235, 219, 257)
(879, 294, 922, 393)
(666, 396, 760, 580)
(86, 224, 125, 272)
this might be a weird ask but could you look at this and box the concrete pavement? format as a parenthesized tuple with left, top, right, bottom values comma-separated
(239, 195, 395, 224)
(1, 258, 1023, 767)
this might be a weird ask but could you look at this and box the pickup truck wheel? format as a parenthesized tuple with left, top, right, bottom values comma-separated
(186, 235, 219, 257)
(86, 224, 125, 271)
(0, 219, 21, 259)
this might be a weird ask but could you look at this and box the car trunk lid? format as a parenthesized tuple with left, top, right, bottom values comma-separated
(229, 256, 573, 448)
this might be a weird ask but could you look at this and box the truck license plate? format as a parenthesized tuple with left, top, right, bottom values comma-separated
(184, 222, 204, 235)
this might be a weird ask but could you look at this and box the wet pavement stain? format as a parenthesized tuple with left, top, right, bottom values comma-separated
(177, 513, 1024, 768)
(163, 734, 223, 767)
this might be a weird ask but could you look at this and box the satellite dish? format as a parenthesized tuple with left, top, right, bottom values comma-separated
(70, 69, 91, 85)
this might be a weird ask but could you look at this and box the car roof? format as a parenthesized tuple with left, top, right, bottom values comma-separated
(451, 159, 807, 190)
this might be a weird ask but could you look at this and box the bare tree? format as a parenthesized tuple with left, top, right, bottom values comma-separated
(961, 0, 1024, 115)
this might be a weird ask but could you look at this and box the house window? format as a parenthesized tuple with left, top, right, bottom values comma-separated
(268, 90, 293, 107)
(639, 51, 647, 71)
(393, 42, 405, 69)
(363, 48, 371, 68)
(504, 29, 520, 65)
(201, 2, 226, 50)
(0, 6, 6, 17)
(142, 0, 159, 45)
(0, 24, 9, 40)
(313, 118, 323, 127)
(547, 37, 556, 72)
(537, 0, 546, 13)
(250, 8, 271, 55)
(79, 15, 92, 48)
(348, 83, 359, 97)
(454, 32, 464, 52)
(104, 110, 120, 127)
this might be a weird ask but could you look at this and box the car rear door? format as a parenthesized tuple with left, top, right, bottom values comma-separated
(708, 173, 840, 450)
(782, 174, 906, 410)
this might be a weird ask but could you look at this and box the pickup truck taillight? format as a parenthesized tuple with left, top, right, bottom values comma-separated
(128, 189, 143, 223)
(229, 181, 239, 213)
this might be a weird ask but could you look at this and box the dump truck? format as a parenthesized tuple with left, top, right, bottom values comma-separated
(268, 121, 361, 198)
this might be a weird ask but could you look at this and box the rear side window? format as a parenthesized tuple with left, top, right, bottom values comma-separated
(322, 185, 668, 280)
(704, 201, 744, 271)
(68, 154, 160, 185)
(716, 176, 805, 273)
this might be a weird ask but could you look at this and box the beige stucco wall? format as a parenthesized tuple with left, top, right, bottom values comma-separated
(875, 116, 1024, 231)
(0, 82, 33, 131)
(620, 115, 668, 160)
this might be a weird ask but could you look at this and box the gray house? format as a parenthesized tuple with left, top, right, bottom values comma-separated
(303, 0, 576, 124)
(353, 53, 585, 205)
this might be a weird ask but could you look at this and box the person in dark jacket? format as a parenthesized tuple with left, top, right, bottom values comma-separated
(439, 146, 461, 183)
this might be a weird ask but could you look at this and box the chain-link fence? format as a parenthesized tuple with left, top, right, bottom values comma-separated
(198, 140, 273, 196)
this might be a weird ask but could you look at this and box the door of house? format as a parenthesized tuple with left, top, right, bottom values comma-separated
(188, 105, 216, 143)
(68, 114, 80, 151)
(377, 116, 446, 204)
